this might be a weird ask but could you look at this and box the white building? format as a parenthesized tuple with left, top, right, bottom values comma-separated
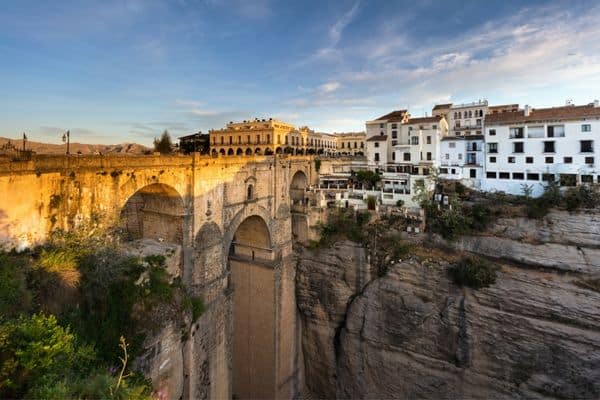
(365, 110, 410, 169)
(482, 102, 600, 196)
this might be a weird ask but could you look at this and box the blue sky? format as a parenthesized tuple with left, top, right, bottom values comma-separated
(1, 0, 599, 145)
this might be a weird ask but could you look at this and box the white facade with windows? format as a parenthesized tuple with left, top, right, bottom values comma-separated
(482, 103, 600, 196)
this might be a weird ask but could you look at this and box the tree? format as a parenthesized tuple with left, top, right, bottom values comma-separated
(153, 131, 173, 154)
(355, 170, 381, 190)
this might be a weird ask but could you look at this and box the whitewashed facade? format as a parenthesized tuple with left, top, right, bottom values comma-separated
(482, 102, 600, 196)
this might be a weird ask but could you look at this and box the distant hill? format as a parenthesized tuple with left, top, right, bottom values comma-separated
(0, 137, 150, 155)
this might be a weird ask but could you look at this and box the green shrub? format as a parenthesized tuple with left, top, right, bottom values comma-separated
(0, 313, 94, 398)
(449, 256, 498, 289)
(469, 203, 492, 231)
(0, 254, 31, 320)
(191, 297, 205, 322)
(396, 199, 404, 207)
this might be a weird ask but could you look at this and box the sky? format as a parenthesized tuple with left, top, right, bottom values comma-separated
(1, 0, 600, 146)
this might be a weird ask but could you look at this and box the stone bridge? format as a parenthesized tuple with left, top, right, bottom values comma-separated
(0, 153, 317, 399)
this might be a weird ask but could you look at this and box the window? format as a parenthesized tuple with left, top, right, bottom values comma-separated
(374, 142, 379, 148)
(440, 168, 448, 174)
(426, 152, 432, 160)
(266, 134, 270, 143)
(410, 136, 419, 145)
(423, 168, 430, 176)
(229, 136, 233, 144)
(543, 141, 555, 153)
(427, 136, 432, 144)
(374, 153, 380, 162)
(220, 136, 224, 145)
(585, 156, 594, 164)
(510, 127, 524, 138)
(392, 152, 396, 161)
(527, 126, 544, 138)
(487, 143, 498, 153)
(470, 169, 476, 178)
(445, 153, 449, 159)
(391, 123, 397, 129)
(526, 156, 534, 164)
(542, 173, 555, 182)
(513, 172, 524, 180)
(458, 153, 462, 160)
(582, 175, 593, 183)
(564, 157, 573, 164)
(403, 152, 411, 161)
(489, 129, 496, 136)
(247, 184, 254, 200)
(379, 123, 384, 128)
(545, 157, 554, 164)
(489, 156, 496, 163)
(508, 156, 515, 163)
(391, 140, 397, 146)
(451, 169, 456, 174)
(547, 125, 565, 137)
(392, 131, 397, 138)
(432, 125, 437, 129)
(560, 174, 577, 187)
(486, 172, 497, 178)
(527, 173, 540, 181)
(582, 124, 591, 132)
(499, 172, 510, 179)
(513, 142, 524, 153)
(449, 142, 456, 148)
(580, 140, 594, 153)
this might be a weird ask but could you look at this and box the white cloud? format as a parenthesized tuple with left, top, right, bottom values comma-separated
(318, 82, 341, 94)
(329, 1, 361, 46)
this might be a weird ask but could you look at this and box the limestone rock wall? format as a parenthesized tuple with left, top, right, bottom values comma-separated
(336, 259, 600, 399)
(295, 241, 370, 398)
(436, 210, 600, 274)
(297, 210, 600, 399)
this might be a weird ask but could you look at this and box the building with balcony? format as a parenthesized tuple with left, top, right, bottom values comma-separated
(447, 100, 488, 137)
(482, 101, 600, 196)
(209, 118, 338, 156)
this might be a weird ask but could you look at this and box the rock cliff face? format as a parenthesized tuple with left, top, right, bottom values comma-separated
(295, 241, 370, 398)
(297, 210, 600, 399)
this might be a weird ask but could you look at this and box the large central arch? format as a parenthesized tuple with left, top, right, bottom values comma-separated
(228, 215, 276, 399)
(290, 170, 309, 243)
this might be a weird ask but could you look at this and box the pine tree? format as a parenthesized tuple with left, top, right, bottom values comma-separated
(153, 130, 173, 154)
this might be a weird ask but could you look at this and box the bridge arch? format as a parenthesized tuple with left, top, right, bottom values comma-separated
(120, 183, 185, 244)
(227, 212, 276, 399)
(245, 148, 252, 156)
(289, 170, 309, 243)
(236, 148, 243, 155)
(227, 148, 234, 156)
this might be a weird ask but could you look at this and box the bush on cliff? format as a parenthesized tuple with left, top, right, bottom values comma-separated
(449, 256, 498, 289)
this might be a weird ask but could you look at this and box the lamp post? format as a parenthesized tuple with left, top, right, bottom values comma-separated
(62, 130, 70, 155)
(22, 133, 27, 152)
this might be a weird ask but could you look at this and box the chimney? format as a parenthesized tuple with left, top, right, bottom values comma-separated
(594, 99, 599, 108)
(524, 104, 531, 116)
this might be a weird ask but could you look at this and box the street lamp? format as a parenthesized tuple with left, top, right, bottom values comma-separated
(62, 130, 70, 155)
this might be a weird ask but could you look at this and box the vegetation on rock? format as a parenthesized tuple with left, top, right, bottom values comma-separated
(0, 230, 202, 398)
(448, 256, 498, 289)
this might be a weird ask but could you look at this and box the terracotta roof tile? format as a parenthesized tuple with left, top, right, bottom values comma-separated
(486, 104, 600, 125)
(375, 110, 408, 121)
(406, 116, 443, 124)
(432, 103, 452, 110)
(366, 135, 388, 142)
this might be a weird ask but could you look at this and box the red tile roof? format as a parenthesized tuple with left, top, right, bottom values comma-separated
(375, 110, 408, 122)
(486, 104, 600, 125)
(366, 135, 388, 142)
(432, 103, 452, 110)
